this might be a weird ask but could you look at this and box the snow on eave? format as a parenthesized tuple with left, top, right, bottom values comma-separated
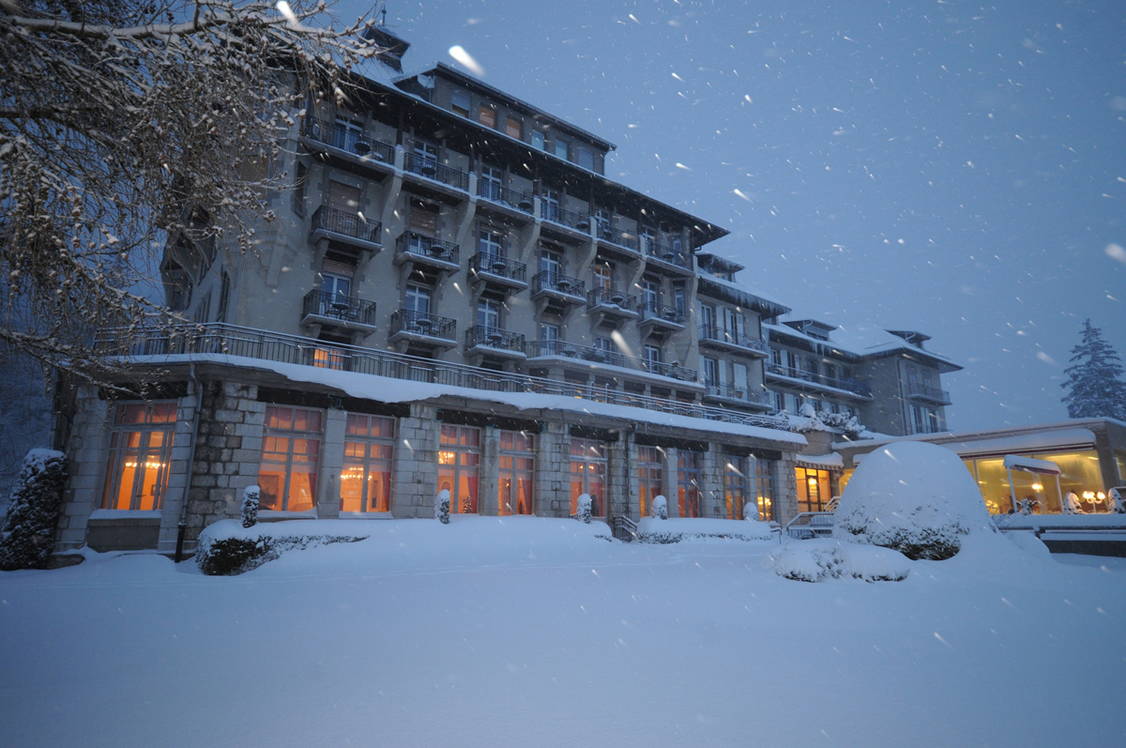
(126, 353, 807, 447)
(833, 421, 1111, 456)
(765, 321, 962, 371)
(796, 453, 844, 469)
(697, 275, 790, 317)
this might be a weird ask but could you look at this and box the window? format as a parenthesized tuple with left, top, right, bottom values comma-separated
(451, 89, 470, 117)
(752, 455, 777, 521)
(478, 105, 496, 128)
(478, 227, 505, 259)
(732, 363, 749, 397)
(478, 165, 503, 201)
(570, 438, 607, 516)
(795, 467, 832, 514)
(702, 357, 720, 387)
(672, 283, 687, 318)
(259, 406, 323, 512)
(340, 414, 394, 513)
(404, 284, 431, 316)
(722, 307, 740, 340)
(412, 140, 439, 172)
(498, 430, 534, 515)
(639, 227, 657, 255)
(476, 298, 501, 330)
(438, 425, 480, 513)
(101, 402, 177, 511)
(541, 188, 560, 222)
(505, 116, 522, 139)
(575, 146, 594, 170)
(592, 262, 613, 292)
(636, 445, 664, 518)
(723, 456, 747, 520)
(678, 450, 703, 518)
(773, 392, 785, 412)
(553, 138, 568, 159)
(531, 130, 545, 150)
(538, 322, 560, 355)
(771, 348, 783, 366)
(217, 271, 231, 323)
(327, 180, 360, 212)
(643, 344, 662, 367)
(641, 277, 661, 313)
(333, 117, 364, 153)
(539, 248, 563, 280)
(593, 208, 612, 238)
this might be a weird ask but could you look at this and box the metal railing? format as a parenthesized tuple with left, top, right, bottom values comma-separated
(539, 202, 590, 232)
(698, 324, 768, 354)
(907, 383, 951, 404)
(642, 241, 691, 269)
(95, 323, 790, 429)
(301, 290, 377, 326)
(782, 512, 835, 540)
(477, 181, 534, 213)
(588, 287, 637, 311)
(641, 359, 697, 382)
(596, 227, 641, 253)
(397, 232, 460, 266)
(639, 300, 685, 325)
(311, 205, 382, 245)
(532, 271, 585, 298)
(766, 363, 872, 397)
(303, 117, 395, 163)
(612, 515, 640, 542)
(704, 384, 771, 406)
(465, 325, 525, 354)
(526, 339, 629, 368)
(389, 309, 456, 341)
(468, 253, 526, 284)
(403, 152, 470, 191)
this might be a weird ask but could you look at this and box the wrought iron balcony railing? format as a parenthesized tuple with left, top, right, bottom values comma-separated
(301, 290, 377, 326)
(641, 359, 697, 381)
(704, 384, 771, 406)
(389, 309, 456, 341)
(698, 324, 768, 354)
(404, 152, 469, 191)
(766, 363, 872, 397)
(539, 202, 590, 232)
(532, 272, 585, 298)
(588, 287, 637, 311)
(311, 205, 382, 245)
(469, 253, 527, 284)
(526, 339, 628, 368)
(94, 323, 790, 430)
(907, 383, 951, 404)
(396, 232, 460, 265)
(303, 117, 395, 163)
(639, 300, 686, 325)
(596, 226, 640, 253)
(465, 325, 526, 354)
(476, 181, 534, 213)
(642, 241, 691, 269)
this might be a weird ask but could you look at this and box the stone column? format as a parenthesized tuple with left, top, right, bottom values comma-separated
(479, 425, 500, 515)
(317, 407, 347, 518)
(55, 386, 110, 550)
(390, 403, 439, 518)
(666, 447, 680, 517)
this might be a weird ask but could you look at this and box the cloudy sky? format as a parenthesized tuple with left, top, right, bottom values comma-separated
(339, 0, 1124, 431)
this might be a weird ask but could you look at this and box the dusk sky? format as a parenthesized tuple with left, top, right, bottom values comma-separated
(340, 0, 1125, 432)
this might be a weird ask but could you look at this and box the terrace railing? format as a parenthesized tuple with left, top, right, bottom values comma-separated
(95, 323, 791, 430)
(301, 290, 377, 326)
(397, 232, 460, 265)
(311, 206, 382, 245)
(532, 272, 585, 298)
(698, 324, 768, 354)
(477, 181, 534, 213)
(465, 325, 525, 354)
(389, 309, 457, 341)
(766, 363, 872, 398)
(469, 253, 527, 284)
(403, 152, 470, 191)
(303, 117, 395, 163)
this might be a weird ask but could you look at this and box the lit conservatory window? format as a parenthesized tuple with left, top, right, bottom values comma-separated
(569, 438, 606, 516)
(795, 467, 832, 514)
(438, 424, 480, 513)
(101, 401, 177, 511)
(723, 456, 747, 520)
(259, 406, 323, 512)
(636, 445, 664, 518)
(678, 449, 703, 518)
(752, 456, 778, 521)
(340, 414, 395, 513)
(497, 430, 534, 515)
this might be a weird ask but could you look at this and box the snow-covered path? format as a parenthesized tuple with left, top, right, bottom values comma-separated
(0, 519, 1123, 747)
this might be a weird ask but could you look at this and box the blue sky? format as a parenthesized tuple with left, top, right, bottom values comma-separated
(338, 0, 1125, 431)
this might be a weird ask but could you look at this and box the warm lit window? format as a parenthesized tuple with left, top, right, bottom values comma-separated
(259, 406, 322, 512)
(498, 430, 534, 515)
(505, 116, 522, 139)
(101, 402, 177, 511)
(438, 425, 480, 513)
(340, 413, 394, 513)
(753, 456, 778, 521)
(723, 456, 747, 520)
(678, 450, 703, 518)
(570, 437, 607, 516)
(636, 445, 664, 517)
(795, 467, 832, 514)
(312, 346, 348, 370)
(479, 105, 496, 128)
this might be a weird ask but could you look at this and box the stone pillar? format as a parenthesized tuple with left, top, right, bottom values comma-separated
(537, 421, 569, 516)
(155, 390, 201, 551)
(317, 408, 348, 518)
(479, 425, 500, 515)
(606, 432, 628, 519)
(702, 445, 724, 519)
(666, 447, 680, 517)
(390, 403, 439, 518)
(55, 386, 110, 550)
(775, 456, 799, 524)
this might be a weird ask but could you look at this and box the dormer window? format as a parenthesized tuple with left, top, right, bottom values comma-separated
(451, 89, 470, 117)
(505, 116, 522, 139)
(575, 146, 594, 170)
(531, 130, 545, 150)
(479, 105, 497, 128)
(552, 138, 568, 160)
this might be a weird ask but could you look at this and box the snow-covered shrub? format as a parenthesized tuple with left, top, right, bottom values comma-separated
(0, 449, 67, 571)
(196, 521, 366, 575)
(818, 411, 866, 439)
(742, 502, 756, 521)
(834, 441, 993, 560)
(577, 493, 592, 524)
(241, 485, 260, 528)
(1006, 531, 1051, 558)
(1110, 487, 1125, 514)
(651, 494, 668, 520)
(772, 540, 910, 583)
(434, 489, 450, 524)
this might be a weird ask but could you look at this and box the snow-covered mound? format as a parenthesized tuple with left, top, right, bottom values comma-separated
(772, 539, 910, 582)
(637, 517, 776, 543)
(834, 441, 995, 560)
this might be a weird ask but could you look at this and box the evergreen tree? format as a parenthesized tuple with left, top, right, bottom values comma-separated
(0, 449, 67, 570)
(1061, 319, 1126, 420)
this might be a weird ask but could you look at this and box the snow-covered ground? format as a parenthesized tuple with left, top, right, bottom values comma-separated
(1, 517, 1123, 747)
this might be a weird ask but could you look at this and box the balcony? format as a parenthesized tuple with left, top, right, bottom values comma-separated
(465, 325, 526, 359)
(765, 363, 872, 399)
(907, 383, 952, 405)
(403, 152, 470, 195)
(641, 359, 697, 382)
(389, 309, 457, 348)
(595, 227, 643, 262)
(395, 232, 460, 272)
(702, 384, 773, 410)
(587, 287, 639, 325)
(468, 253, 528, 292)
(638, 300, 686, 333)
(476, 181, 534, 220)
(697, 324, 769, 357)
(526, 339, 629, 368)
(310, 205, 383, 253)
(302, 117, 395, 175)
(531, 272, 586, 307)
(301, 290, 377, 335)
(539, 203, 591, 241)
(642, 241, 692, 275)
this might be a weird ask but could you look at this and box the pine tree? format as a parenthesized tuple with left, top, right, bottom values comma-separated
(1061, 319, 1126, 420)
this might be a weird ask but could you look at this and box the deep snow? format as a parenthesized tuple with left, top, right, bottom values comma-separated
(0, 518, 1123, 747)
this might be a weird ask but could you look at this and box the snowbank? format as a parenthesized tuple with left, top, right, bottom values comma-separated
(834, 440, 996, 559)
(637, 517, 777, 543)
(772, 539, 911, 582)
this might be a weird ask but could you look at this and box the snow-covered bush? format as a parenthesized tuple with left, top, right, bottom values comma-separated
(651, 494, 668, 520)
(241, 485, 260, 528)
(834, 441, 993, 560)
(742, 502, 756, 521)
(772, 540, 910, 583)
(1111, 487, 1125, 514)
(435, 489, 450, 524)
(794, 405, 866, 439)
(196, 521, 366, 575)
(577, 493, 592, 524)
(0, 449, 67, 571)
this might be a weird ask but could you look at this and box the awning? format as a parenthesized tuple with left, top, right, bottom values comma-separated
(1003, 454, 1061, 475)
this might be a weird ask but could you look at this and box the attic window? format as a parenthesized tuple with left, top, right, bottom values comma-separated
(451, 89, 470, 117)
(479, 105, 496, 128)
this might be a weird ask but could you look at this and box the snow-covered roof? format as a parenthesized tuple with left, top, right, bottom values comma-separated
(765, 319, 962, 371)
(796, 453, 844, 469)
(836, 421, 1110, 456)
(697, 274, 790, 316)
